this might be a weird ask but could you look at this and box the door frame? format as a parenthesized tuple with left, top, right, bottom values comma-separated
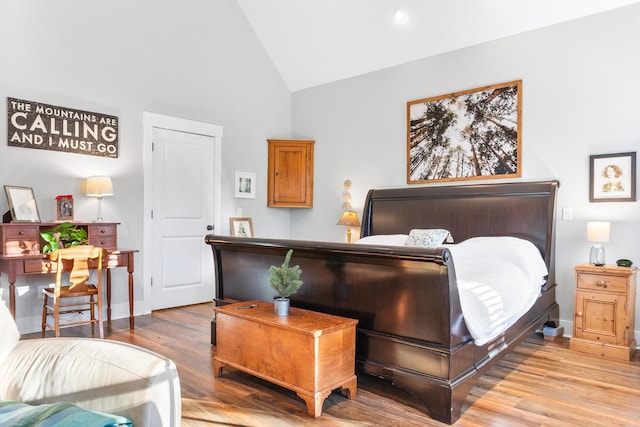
(142, 112, 223, 314)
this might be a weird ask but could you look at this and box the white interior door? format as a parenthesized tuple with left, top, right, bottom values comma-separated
(144, 115, 222, 310)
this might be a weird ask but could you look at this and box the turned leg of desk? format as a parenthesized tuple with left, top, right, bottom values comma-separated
(106, 269, 112, 323)
(127, 252, 134, 330)
(9, 281, 16, 318)
(5, 267, 18, 318)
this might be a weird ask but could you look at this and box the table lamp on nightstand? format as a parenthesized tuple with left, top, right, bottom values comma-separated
(587, 221, 610, 266)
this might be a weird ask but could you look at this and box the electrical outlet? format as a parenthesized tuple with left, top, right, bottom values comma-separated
(562, 207, 573, 221)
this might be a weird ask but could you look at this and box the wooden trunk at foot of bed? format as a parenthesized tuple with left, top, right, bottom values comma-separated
(205, 180, 559, 424)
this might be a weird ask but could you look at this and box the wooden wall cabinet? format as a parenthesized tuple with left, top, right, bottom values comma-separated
(570, 263, 637, 360)
(267, 139, 314, 208)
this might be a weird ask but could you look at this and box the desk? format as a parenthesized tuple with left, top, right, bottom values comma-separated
(0, 222, 137, 329)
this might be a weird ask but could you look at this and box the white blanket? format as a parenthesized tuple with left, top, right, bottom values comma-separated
(356, 234, 549, 346)
(445, 237, 548, 345)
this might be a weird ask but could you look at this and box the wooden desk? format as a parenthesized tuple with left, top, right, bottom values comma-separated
(214, 300, 358, 418)
(0, 222, 137, 329)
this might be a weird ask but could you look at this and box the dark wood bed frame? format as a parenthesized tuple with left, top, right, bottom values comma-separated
(205, 180, 559, 424)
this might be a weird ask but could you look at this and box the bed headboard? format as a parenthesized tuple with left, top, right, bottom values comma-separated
(361, 180, 559, 281)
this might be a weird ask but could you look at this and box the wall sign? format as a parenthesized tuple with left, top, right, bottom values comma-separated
(7, 97, 118, 158)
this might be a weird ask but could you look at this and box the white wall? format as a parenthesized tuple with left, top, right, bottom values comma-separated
(290, 5, 640, 340)
(2, 1, 639, 340)
(0, 0, 292, 332)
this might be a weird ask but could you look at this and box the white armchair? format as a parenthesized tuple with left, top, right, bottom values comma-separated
(0, 300, 181, 426)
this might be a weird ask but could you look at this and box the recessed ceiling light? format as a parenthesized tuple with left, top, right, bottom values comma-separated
(394, 9, 407, 22)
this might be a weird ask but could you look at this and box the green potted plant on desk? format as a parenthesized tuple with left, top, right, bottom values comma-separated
(40, 222, 88, 254)
(268, 249, 303, 316)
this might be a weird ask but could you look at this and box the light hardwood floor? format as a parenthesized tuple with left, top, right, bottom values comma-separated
(26, 303, 640, 426)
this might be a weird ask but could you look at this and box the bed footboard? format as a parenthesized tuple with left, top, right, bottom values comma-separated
(206, 236, 479, 423)
(204, 180, 559, 423)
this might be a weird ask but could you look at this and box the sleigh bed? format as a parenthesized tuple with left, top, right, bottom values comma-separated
(205, 180, 559, 424)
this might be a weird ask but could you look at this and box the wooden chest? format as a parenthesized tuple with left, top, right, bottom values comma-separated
(213, 300, 357, 417)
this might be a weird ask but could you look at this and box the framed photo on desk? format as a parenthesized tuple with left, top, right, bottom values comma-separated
(4, 185, 41, 222)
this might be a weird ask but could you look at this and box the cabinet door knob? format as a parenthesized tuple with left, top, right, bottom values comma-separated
(577, 311, 583, 316)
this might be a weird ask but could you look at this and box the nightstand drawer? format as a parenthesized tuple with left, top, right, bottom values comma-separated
(577, 272, 627, 292)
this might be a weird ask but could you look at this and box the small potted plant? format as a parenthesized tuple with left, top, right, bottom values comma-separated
(40, 222, 88, 254)
(268, 249, 303, 315)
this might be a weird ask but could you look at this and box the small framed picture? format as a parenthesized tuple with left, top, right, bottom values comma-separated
(4, 185, 41, 222)
(229, 217, 254, 237)
(235, 172, 256, 199)
(589, 152, 636, 202)
(56, 195, 74, 221)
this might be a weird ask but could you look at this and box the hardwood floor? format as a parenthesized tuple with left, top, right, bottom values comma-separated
(25, 303, 640, 426)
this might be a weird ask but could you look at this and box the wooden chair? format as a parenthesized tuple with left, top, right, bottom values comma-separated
(41, 245, 106, 338)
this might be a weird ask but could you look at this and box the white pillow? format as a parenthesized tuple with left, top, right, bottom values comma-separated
(355, 234, 408, 246)
(405, 229, 453, 248)
(0, 299, 20, 365)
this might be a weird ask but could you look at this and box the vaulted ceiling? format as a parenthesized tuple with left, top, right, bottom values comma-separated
(237, 0, 640, 91)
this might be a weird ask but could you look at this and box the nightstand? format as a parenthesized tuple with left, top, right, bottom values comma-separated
(570, 263, 637, 360)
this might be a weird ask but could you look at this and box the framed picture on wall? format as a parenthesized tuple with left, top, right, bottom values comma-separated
(4, 185, 41, 222)
(407, 80, 522, 184)
(234, 172, 256, 199)
(589, 152, 636, 202)
(229, 217, 254, 237)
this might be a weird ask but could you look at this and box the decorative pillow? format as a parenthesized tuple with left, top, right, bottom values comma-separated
(0, 299, 20, 365)
(404, 229, 453, 248)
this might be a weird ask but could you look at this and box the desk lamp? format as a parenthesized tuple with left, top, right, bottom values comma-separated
(85, 176, 113, 222)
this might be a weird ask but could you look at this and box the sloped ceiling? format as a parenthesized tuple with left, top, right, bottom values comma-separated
(237, 0, 640, 92)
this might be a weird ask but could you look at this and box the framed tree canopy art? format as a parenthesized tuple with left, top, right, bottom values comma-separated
(407, 80, 522, 184)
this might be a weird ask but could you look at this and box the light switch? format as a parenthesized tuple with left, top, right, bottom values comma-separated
(562, 207, 573, 221)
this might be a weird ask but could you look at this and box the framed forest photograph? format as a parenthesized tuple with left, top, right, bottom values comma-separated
(407, 80, 522, 184)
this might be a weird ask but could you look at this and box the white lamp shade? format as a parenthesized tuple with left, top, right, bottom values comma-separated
(85, 176, 114, 197)
(587, 221, 610, 243)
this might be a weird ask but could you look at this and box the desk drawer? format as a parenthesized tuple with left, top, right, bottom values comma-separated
(88, 224, 117, 249)
(24, 259, 53, 273)
(576, 272, 627, 293)
(89, 236, 117, 250)
(1, 225, 40, 254)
